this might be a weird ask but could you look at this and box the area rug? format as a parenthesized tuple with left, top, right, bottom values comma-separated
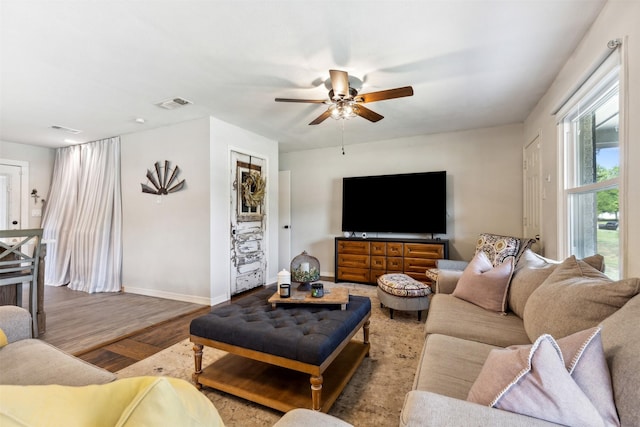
(116, 282, 426, 426)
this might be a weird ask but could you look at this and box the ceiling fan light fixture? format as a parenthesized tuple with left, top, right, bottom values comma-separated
(329, 100, 357, 120)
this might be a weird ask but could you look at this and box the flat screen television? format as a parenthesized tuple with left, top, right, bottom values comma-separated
(342, 171, 446, 234)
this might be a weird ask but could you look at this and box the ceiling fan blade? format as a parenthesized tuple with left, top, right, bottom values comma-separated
(309, 110, 332, 125)
(355, 105, 384, 122)
(329, 70, 350, 98)
(275, 98, 326, 103)
(357, 86, 414, 103)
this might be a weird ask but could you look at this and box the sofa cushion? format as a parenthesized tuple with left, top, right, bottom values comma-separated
(601, 293, 640, 427)
(467, 334, 606, 426)
(400, 390, 558, 427)
(452, 252, 514, 312)
(508, 251, 605, 318)
(414, 333, 499, 400)
(523, 256, 640, 341)
(425, 294, 531, 347)
(0, 376, 224, 427)
(0, 339, 116, 386)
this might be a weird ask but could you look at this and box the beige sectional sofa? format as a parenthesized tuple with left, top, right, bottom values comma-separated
(0, 305, 351, 426)
(400, 249, 640, 426)
(0, 305, 116, 386)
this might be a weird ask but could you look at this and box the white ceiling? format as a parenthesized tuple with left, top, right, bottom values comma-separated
(0, 0, 606, 153)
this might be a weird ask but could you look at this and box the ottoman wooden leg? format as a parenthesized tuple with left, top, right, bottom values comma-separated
(310, 374, 323, 411)
(192, 343, 203, 389)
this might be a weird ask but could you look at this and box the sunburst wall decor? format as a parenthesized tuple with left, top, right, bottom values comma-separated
(141, 160, 185, 195)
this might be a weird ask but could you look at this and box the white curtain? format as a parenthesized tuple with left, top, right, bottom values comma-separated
(42, 137, 122, 293)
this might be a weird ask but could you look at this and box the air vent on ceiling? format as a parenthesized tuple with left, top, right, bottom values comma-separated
(51, 125, 82, 134)
(155, 97, 193, 110)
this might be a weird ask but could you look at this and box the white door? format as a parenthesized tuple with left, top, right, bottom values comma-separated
(524, 135, 542, 251)
(278, 171, 291, 271)
(0, 164, 23, 230)
(230, 151, 267, 295)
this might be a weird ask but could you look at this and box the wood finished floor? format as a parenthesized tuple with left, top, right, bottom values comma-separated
(77, 306, 212, 372)
(77, 285, 272, 372)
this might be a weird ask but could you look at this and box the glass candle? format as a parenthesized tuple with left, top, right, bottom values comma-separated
(279, 283, 290, 298)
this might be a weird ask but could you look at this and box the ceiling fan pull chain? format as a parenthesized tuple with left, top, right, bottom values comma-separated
(341, 120, 345, 155)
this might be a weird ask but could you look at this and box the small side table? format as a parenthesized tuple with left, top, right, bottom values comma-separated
(268, 287, 350, 310)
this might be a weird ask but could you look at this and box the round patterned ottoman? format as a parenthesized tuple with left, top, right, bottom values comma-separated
(376, 273, 432, 321)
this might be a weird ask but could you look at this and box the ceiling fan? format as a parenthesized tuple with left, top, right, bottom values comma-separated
(275, 70, 414, 125)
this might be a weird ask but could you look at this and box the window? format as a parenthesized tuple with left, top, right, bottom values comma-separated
(560, 67, 621, 279)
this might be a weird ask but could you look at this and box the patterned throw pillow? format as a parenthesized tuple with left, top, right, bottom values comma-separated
(475, 233, 521, 266)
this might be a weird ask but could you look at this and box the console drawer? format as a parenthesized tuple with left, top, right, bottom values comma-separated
(404, 257, 437, 273)
(387, 243, 403, 257)
(386, 257, 403, 271)
(404, 243, 444, 259)
(337, 240, 370, 255)
(337, 267, 370, 283)
(337, 253, 370, 269)
(370, 256, 386, 270)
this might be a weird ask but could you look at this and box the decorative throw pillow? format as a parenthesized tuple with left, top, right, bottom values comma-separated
(475, 233, 520, 266)
(452, 251, 514, 312)
(0, 328, 7, 348)
(523, 256, 640, 341)
(467, 334, 605, 426)
(557, 327, 620, 425)
(508, 250, 605, 318)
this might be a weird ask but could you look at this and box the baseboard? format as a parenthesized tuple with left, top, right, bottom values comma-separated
(123, 286, 225, 306)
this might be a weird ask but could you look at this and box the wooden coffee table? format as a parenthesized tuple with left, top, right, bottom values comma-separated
(190, 289, 371, 413)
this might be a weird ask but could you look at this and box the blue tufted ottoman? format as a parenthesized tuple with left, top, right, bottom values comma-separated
(190, 287, 371, 413)
(377, 273, 432, 320)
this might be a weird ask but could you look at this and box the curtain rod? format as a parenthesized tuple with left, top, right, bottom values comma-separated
(550, 39, 621, 115)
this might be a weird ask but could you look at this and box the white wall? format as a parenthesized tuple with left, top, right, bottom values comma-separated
(280, 123, 525, 278)
(524, 0, 640, 277)
(121, 118, 212, 304)
(0, 140, 55, 228)
(121, 116, 279, 305)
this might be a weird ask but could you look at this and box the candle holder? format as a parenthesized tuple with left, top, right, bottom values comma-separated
(290, 250, 320, 291)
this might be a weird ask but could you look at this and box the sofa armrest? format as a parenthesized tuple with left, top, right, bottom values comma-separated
(435, 259, 469, 271)
(0, 306, 32, 343)
(435, 270, 464, 294)
(400, 391, 559, 427)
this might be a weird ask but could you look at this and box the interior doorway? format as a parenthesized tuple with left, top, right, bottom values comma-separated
(0, 160, 29, 232)
(230, 151, 267, 295)
(523, 134, 542, 252)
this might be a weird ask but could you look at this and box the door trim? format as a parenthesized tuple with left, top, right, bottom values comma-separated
(0, 159, 29, 229)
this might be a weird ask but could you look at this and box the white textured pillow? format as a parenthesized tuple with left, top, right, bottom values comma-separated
(559, 327, 619, 425)
(452, 251, 514, 312)
(467, 334, 608, 426)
